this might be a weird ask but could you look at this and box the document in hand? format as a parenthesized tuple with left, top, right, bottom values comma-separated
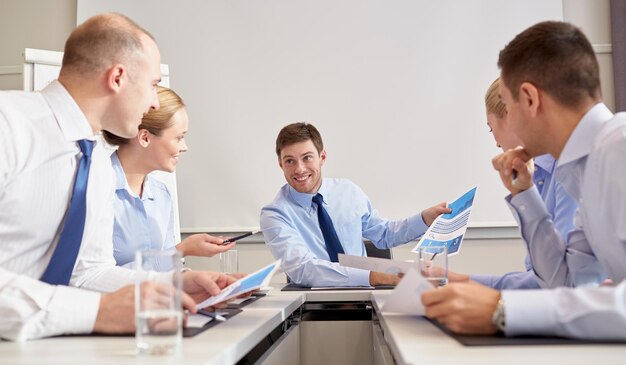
(411, 186, 478, 255)
(195, 260, 281, 310)
(380, 268, 434, 315)
(338, 254, 419, 274)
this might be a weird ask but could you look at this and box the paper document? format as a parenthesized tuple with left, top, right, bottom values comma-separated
(186, 313, 213, 328)
(411, 186, 478, 255)
(338, 254, 419, 275)
(196, 260, 281, 310)
(380, 268, 434, 315)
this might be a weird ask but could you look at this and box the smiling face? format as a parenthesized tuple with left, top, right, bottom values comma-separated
(145, 108, 189, 173)
(279, 140, 326, 194)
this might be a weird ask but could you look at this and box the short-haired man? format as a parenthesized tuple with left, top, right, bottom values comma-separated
(0, 13, 233, 341)
(448, 77, 579, 290)
(422, 21, 626, 340)
(260, 122, 450, 287)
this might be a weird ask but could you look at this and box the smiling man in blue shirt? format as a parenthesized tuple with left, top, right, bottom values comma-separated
(260, 122, 450, 287)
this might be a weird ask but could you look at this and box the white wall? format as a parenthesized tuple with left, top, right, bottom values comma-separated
(563, 0, 615, 111)
(0, 0, 76, 90)
(77, 0, 564, 231)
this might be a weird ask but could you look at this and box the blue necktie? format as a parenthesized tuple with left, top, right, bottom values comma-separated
(312, 193, 345, 262)
(41, 139, 94, 285)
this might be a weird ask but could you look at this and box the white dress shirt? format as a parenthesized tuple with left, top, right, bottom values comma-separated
(503, 103, 626, 340)
(0, 81, 136, 341)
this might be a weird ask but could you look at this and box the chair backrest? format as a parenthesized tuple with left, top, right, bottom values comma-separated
(364, 240, 393, 259)
(23, 48, 181, 243)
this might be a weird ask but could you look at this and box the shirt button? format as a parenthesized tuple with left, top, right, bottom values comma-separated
(537, 180, 544, 185)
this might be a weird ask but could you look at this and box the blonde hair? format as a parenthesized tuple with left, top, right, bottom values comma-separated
(484, 77, 507, 118)
(103, 86, 185, 145)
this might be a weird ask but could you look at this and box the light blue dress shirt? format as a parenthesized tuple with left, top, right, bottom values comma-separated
(111, 152, 176, 268)
(260, 178, 428, 287)
(470, 154, 578, 289)
(503, 103, 626, 340)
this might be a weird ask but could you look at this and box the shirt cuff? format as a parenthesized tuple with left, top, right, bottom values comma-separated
(348, 267, 372, 287)
(502, 289, 558, 337)
(407, 212, 429, 238)
(48, 285, 101, 336)
(507, 186, 550, 224)
(469, 274, 495, 288)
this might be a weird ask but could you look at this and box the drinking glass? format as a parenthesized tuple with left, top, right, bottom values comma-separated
(418, 245, 448, 287)
(135, 249, 183, 355)
(220, 249, 238, 274)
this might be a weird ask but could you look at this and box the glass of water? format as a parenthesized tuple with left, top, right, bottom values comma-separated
(220, 249, 238, 274)
(135, 249, 183, 355)
(418, 245, 448, 287)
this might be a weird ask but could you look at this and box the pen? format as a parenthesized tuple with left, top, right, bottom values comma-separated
(220, 230, 260, 245)
(512, 169, 518, 186)
(197, 309, 227, 322)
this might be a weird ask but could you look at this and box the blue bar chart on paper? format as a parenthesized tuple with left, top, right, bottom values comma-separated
(411, 186, 478, 255)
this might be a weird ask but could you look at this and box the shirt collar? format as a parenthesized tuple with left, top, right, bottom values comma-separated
(111, 152, 155, 200)
(534, 154, 555, 173)
(40, 80, 94, 142)
(558, 103, 613, 166)
(288, 178, 328, 209)
(143, 174, 155, 200)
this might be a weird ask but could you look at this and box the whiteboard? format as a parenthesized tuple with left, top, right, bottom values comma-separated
(23, 48, 182, 242)
(78, 0, 563, 232)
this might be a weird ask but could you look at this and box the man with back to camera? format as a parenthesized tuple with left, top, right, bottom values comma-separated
(260, 122, 451, 287)
(422, 21, 626, 340)
(0, 13, 235, 341)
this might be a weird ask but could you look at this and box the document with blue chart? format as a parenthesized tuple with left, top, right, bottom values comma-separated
(195, 260, 281, 309)
(411, 186, 477, 255)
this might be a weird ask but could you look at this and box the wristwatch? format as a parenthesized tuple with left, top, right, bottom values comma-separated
(491, 298, 506, 333)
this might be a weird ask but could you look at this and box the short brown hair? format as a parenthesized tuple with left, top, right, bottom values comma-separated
(61, 13, 154, 77)
(103, 86, 185, 145)
(275, 122, 324, 157)
(485, 78, 506, 118)
(498, 21, 601, 108)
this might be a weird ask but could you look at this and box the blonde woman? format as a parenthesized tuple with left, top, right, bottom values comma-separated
(448, 78, 577, 289)
(104, 86, 235, 267)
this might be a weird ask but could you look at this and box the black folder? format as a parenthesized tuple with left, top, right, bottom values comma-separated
(280, 283, 394, 291)
(428, 318, 625, 346)
(183, 308, 242, 337)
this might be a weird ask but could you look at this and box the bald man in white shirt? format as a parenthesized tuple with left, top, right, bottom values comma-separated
(0, 13, 234, 341)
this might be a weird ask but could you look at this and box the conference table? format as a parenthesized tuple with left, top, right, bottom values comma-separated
(1, 287, 624, 365)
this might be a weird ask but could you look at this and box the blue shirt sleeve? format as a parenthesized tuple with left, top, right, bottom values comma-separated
(356, 183, 428, 249)
(470, 271, 540, 290)
(507, 186, 606, 288)
(260, 206, 370, 287)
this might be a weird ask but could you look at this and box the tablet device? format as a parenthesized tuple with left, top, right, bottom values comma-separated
(196, 260, 281, 309)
